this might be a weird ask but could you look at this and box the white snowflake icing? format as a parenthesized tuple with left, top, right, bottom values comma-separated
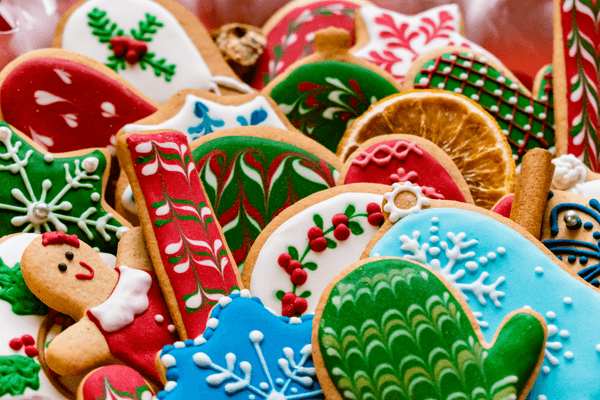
(0, 126, 126, 241)
(398, 219, 505, 308)
(193, 330, 321, 400)
(543, 315, 570, 373)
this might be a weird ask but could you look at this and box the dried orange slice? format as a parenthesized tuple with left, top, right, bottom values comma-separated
(337, 89, 516, 209)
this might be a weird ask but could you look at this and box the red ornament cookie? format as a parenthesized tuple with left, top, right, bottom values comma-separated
(77, 365, 155, 400)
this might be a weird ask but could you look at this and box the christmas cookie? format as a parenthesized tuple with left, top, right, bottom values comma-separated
(242, 183, 389, 317)
(351, 4, 501, 84)
(551, 153, 600, 197)
(404, 48, 555, 165)
(156, 290, 322, 400)
(54, 0, 253, 103)
(337, 134, 473, 203)
(364, 181, 600, 399)
(116, 130, 242, 340)
(253, 0, 371, 89)
(0, 122, 130, 254)
(263, 28, 401, 153)
(20, 231, 177, 382)
(0, 49, 158, 154)
(553, 0, 600, 170)
(314, 257, 546, 400)
(77, 365, 155, 400)
(337, 90, 517, 209)
(192, 126, 341, 269)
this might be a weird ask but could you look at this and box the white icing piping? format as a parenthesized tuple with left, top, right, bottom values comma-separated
(209, 76, 255, 95)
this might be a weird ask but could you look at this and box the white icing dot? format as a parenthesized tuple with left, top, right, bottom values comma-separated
(454, 88, 462, 94)
(174, 341, 185, 349)
(260, 382, 269, 390)
(503, 130, 509, 136)
(168, 324, 176, 333)
(491, 105, 499, 112)
(465, 261, 478, 271)
(460, 73, 468, 79)
(524, 124, 531, 131)
(479, 57, 487, 62)
(194, 336, 206, 346)
(219, 297, 232, 307)
(443, 66, 451, 73)
(510, 82, 518, 89)
(539, 112, 547, 119)
(564, 297, 572, 305)
(429, 247, 440, 256)
(91, 192, 100, 202)
(560, 330, 569, 338)
(92, 247, 99, 252)
(372, 253, 380, 257)
(419, 77, 428, 85)
(116, 226, 129, 239)
(498, 76, 506, 83)
(505, 114, 513, 120)
(431, 217, 439, 223)
(430, 235, 439, 242)
(508, 97, 517, 104)
(479, 257, 488, 264)
(596, 344, 600, 352)
(540, 95, 548, 101)
(464, 61, 472, 67)
(542, 367, 550, 375)
(546, 311, 556, 320)
(513, 154, 519, 161)
(161, 354, 176, 367)
(206, 318, 219, 329)
(466, 53, 474, 58)
(536, 132, 544, 138)
(480, 67, 488, 74)
(427, 64, 435, 71)
(249, 396, 256, 400)
(276, 378, 284, 386)
(44, 154, 54, 163)
(487, 252, 496, 260)
(430, 226, 438, 232)
(289, 317, 302, 325)
(494, 89, 502, 96)
(535, 266, 543, 275)
(291, 388, 298, 393)
(449, 55, 457, 61)
(523, 305, 532, 310)
(164, 381, 177, 392)
(471, 94, 480, 101)
(249, 330, 264, 342)
(475, 80, 483, 87)
(155, 314, 164, 324)
(241, 289, 251, 298)
(81, 157, 99, 173)
(525, 105, 534, 113)
(497, 247, 506, 254)
(538, 395, 548, 400)
(438, 83, 445, 89)
(564, 351, 574, 360)
(518, 139, 524, 146)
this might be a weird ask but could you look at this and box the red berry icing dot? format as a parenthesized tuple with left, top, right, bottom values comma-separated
(367, 202, 381, 214)
(294, 297, 308, 315)
(286, 260, 302, 275)
(334, 224, 351, 241)
(332, 214, 349, 226)
(281, 292, 297, 317)
(24, 345, 39, 358)
(21, 335, 35, 346)
(291, 269, 308, 286)
(368, 212, 385, 227)
(278, 253, 292, 269)
(310, 237, 327, 252)
(282, 292, 296, 306)
(9, 338, 22, 351)
(307, 227, 323, 240)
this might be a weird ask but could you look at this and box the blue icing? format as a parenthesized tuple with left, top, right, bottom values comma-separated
(158, 293, 323, 400)
(188, 101, 226, 138)
(370, 207, 600, 399)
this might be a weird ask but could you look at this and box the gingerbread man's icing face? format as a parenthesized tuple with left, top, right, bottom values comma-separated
(21, 232, 118, 319)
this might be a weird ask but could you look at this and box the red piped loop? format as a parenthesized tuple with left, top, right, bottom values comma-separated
(76, 261, 95, 280)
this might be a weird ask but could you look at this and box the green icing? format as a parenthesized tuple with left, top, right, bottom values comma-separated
(318, 258, 545, 400)
(0, 355, 41, 396)
(0, 122, 124, 254)
(193, 135, 337, 268)
(538, 65, 554, 106)
(414, 52, 555, 165)
(0, 259, 48, 316)
(269, 60, 399, 153)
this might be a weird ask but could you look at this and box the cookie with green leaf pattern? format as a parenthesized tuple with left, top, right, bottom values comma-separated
(313, 257, 547, 400)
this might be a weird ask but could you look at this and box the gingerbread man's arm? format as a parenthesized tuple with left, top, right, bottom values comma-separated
(46, 315, 115, 377)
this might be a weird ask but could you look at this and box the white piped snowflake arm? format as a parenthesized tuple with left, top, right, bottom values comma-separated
(455, 272, 505, 307)
(399, 231, 429, 264)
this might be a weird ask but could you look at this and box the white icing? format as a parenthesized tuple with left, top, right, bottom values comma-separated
(353, 4, 501, 82)
(249, 192, 383, 316)
(552, 154, 600, 197)
(383, 182, 431, 223)
(121, 184, 138, 215)
(89, 266, 152, 332)
(61, 0, 249, 103)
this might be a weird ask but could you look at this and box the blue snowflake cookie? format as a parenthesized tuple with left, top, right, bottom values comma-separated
(157, 290, 323, 400)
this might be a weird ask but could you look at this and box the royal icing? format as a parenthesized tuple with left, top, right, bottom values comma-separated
(413, 51, 555, 165)
(124, 95, 288, 140)
(253, 0, 363, 88)
(369, 205, 600, 398)
(318, 257, 545, 400)
(343, 139, 467, 202)
(552, 154, 600, 197)
(0, 57, 157, 153)
(193, 135, 338, 268)
(353, 5, 500, 84)
(270, 60, 399, 152)
(126, 131, 240, 339)
(557, 0, 600, 171)
(0, 123, 128, 254)
(61, 0, 252, 103)
(80, 365, 153, 400)
(157, 291, 322, 400)
(88, 266, 152, 332)
(248, 191, 383, 316)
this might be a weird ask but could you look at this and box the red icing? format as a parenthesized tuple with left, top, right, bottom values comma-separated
(0, 57, 156, 152)
(9, 337, 22, 350)
(491, 195, 514, 218)
(86, 268, 176, 382)
(20, 334, 35, 346)
(344, 139, 467, 203)
(41, 232, 80, 248)
(24, 345, 39, 358)
(76, 261, 95, 280)
(252, 0, 360, 89)
(127, 132, 239, 339)
(110, 36, 148, 64)
(82, 365, 150, 400)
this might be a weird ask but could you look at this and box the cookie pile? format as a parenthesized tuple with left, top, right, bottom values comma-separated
(0, 0, 597, 399)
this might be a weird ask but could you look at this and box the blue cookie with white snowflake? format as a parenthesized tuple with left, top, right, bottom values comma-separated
(366, 182, 600, 399)
(157, 290, 323, 400)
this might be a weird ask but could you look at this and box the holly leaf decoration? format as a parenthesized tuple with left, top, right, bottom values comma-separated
(0, 259, 48, 316)
(348, 221, 364, 236)
(288, 246, 299, 260)
(303, 262, 318, 271)
(344, 204, 356, 217)
(299, 291, 312, 298)
(326, 238, 337, 249)
(276, 290, 286, 301)
(0, 355, 41, 396)
(313, 214, 324, 230)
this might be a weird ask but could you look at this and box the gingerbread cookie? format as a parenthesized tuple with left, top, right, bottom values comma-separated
(54, 0, 252, 103)
(242, 183, 389, 317)
(156, 290, 322, 400)
(20, 231, 177, 382)
(553, 0, 600, 170)
(263, 28, 401, 153)
(0, 49, 158, 154)
(405, 48, 555, 165)
(0, 123, 130, 254)
(313, 257, 546, 400)
(364, 181, 600, 399)
(337, 89, 517, 209)
(253, 0, 371, 89)
(337, 134, 473, 203)
(77, 365, 155, 400)
(351, 4, 501, 84)
(117, 130, 242, 340)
